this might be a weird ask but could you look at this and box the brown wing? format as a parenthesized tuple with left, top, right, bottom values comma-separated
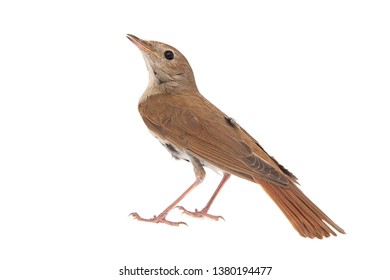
(139, 93, 289, 186)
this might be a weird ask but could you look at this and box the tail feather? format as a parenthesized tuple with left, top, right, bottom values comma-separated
(254, 178, 345, 239)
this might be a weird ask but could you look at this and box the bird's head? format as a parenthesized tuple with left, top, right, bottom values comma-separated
(127, 34, 197, 93)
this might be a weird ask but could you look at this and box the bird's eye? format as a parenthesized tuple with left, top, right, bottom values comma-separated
(164, 50, 174, 60)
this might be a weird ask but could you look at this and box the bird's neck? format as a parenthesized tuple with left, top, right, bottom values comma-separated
(139, 69, 199, 103)
(139, 80, 200, 104)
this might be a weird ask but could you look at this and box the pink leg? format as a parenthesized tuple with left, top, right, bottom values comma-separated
(177, 173, 231, 221)
(130, 157, 206, 226)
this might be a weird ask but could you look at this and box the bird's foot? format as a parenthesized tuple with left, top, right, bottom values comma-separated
(176, 206, 224, 221)
(129, 212, 187, 227)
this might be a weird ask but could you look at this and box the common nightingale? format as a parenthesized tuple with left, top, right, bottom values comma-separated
(126, 34, 345, 239)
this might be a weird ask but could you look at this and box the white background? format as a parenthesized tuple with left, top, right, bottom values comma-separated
(1, 0, 389, 279)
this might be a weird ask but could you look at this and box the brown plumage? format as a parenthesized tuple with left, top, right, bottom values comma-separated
(127, 34, 345, 238)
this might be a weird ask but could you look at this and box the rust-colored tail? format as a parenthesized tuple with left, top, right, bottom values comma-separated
(254, 178, 345, 239)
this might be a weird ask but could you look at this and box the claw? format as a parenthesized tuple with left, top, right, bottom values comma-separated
(176, 206, 224, 221)
(129, 212, 188, 226)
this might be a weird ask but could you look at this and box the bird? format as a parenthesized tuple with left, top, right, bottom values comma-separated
(126, 34, 345, 239)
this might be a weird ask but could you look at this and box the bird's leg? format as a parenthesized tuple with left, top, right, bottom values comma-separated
(130, 158, 205, 226)
(177, 172, 231, 221)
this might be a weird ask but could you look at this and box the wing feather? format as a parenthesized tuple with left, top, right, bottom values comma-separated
(139, 94, 289, 186)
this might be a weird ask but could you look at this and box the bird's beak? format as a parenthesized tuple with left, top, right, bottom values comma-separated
(126, 34, 161, 59)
